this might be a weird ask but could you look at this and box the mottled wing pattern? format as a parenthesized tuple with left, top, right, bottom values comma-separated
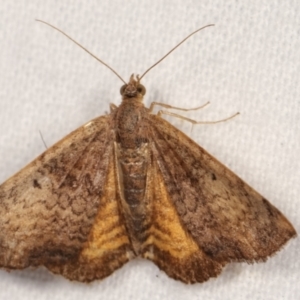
(144, 114, 296, 282)
(0, 115, 132, 281)
(48, 153, 133, 281)
(142, 158, 224, 283)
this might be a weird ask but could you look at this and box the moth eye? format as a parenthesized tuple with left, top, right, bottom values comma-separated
(137, 84, 146, 95)
(120, 84, 127, 95)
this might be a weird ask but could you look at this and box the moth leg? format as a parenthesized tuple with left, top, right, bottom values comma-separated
(110, 103, 118, 112)
(157, 110, 239, 124)
(39, 130, 48, 149)
(149, 101, 210, 113)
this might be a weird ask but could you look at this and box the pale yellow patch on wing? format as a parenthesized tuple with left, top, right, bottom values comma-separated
(144, 163, 200, 259)
(81, 158, 130, 260)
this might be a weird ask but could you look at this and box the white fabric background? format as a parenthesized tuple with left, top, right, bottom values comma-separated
(0, 1, 299, 299)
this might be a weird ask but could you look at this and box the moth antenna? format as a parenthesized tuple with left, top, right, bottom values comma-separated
(139, 24, 214, 81)
(36, 19, 127, 84)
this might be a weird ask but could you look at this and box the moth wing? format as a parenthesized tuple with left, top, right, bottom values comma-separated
(146, 115, 296, 266)
(48, 150, 133, 282)
(142, 156, 224, 283)
(0, 115, 133, 281)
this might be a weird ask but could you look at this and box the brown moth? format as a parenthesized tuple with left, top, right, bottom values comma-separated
(0, 21, 296, 284)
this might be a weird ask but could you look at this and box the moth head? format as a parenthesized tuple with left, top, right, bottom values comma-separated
(120, 74, 146, 99)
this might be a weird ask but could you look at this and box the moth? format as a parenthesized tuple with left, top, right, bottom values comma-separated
(0, 21, 296, 284)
